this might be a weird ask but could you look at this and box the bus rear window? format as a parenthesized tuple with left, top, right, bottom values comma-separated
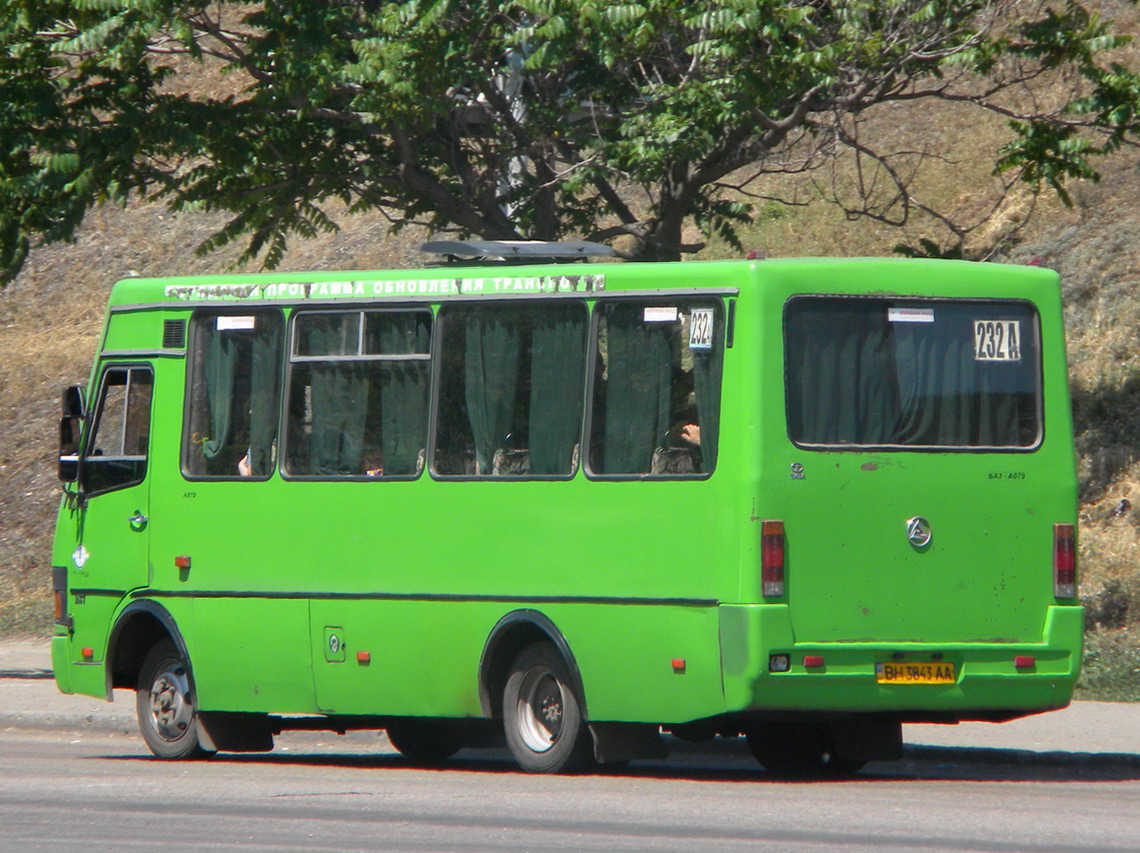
(784, 297, 1041, 450)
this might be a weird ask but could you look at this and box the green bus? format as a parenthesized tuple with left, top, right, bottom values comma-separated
(52, 246, 1082, 774)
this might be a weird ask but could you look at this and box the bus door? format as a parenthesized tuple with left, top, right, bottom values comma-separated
(67, 363, 155, 663)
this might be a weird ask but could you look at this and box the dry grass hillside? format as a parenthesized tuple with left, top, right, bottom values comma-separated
(2, 5, 1139, 700)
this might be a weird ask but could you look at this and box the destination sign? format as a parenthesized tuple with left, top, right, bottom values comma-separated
(164, 273, 606, 302)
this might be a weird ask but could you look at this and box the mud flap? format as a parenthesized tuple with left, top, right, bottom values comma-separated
(196, 711, 275, 753)
(589, 722, 668, 764)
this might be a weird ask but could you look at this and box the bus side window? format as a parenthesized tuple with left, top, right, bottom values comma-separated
(433, 302, 587, 478)
(183, 310, 284, 479)
(82, 366, 153, 495)
(284, 309, 431, 478)
(588, 300, 724, 477)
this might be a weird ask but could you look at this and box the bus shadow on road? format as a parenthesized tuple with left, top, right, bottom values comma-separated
(873, 744, 1140, 783)
(110, 738, 1140, 784)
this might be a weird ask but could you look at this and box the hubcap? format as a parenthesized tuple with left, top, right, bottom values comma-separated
(147, 664, 194, 742)
(515, 667, 564, 753)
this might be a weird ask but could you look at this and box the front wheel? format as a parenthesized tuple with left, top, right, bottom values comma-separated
(135, 639, 214, 760)
(503, 643, 594, 774)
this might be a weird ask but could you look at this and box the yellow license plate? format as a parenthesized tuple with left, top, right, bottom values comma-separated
(875, 661, 956, 684)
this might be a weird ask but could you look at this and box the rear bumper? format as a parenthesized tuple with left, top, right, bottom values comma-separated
(719, 604, 1083, 722)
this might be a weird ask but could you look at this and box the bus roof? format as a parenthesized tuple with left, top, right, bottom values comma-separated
(105, 257, 1059, 309)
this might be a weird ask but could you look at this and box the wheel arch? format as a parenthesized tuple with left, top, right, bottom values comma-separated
(106, 599, 190, 697)
(478, 610, 588, 721)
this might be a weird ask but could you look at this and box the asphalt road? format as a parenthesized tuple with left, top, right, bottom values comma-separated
(2, 726, 1139, 853)
(3, 639, 1139, 852)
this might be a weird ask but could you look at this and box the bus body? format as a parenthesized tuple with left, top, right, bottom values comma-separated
(52, 256, 1081, 773)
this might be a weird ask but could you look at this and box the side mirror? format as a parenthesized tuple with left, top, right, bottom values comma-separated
(58, 385, 85, 483)
(63, 385, 85, 419)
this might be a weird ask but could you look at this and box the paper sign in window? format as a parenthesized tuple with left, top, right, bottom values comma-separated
(217, 316, 257, 331)
(689, 309, 714, 349)
(974, 320, 1021, 361)
(644, 307, 678, 323)
(888, 307, 935, 323)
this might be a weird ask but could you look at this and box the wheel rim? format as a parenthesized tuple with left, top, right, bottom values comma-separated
(146, 662, 194, 742)
(515, 666, 564, 753)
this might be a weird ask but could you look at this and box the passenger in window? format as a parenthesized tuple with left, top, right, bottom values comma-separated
(653, 418, 702, 475)
(237, 440, 275, 477)
(362, 450, 384, 477)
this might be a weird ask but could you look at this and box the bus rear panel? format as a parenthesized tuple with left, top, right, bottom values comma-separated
(723, 260, 1079, 727)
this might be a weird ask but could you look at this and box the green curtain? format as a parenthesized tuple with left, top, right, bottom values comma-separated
(528, 308, 586, 475)
(379, 315, 431, 475)
(600, 305, 671, 473)
(247, 323, 281, 475)
(200, 322, 237, 460)
(894, 325, 948, 445)
(305, 364, 366, 475)
(894, 318, 1020, 446)
(306, 316, 369, 474)
(465, 311, 520, 474)
(976, 367, 1018, 446)
(787, 304, 899, 445)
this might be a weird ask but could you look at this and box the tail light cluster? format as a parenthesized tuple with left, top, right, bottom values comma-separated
(52, 565, 71, 629)
(1053, 523, 1076, 599)
(761, 520, 785, 598)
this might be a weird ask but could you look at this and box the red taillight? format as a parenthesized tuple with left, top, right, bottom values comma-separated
(762, 520, 785, 597)
(52, 566, 68, 627)
(1053, 523, 1076, 599)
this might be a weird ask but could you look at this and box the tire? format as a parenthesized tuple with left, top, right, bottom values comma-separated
(746, 722, 865, 778)
(502, 643, 594, 774)
(135, 639, 214, 760)
(386, 719, 465, 763)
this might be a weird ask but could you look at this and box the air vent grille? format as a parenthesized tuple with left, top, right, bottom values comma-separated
(163, 319, 186, 349)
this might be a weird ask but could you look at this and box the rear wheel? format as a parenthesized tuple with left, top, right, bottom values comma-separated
(503, 643, 594, 774)
(385, 719, 465, 763)
(747, 722, 865, 777)
(135, 639, 214, 760)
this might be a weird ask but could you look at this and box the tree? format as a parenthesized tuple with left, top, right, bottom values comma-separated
(2, 0, 1139, 282)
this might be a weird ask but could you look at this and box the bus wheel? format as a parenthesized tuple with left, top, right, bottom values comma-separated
(746, 722, 865, 777)
(135, 639, 214, 760)
(386, 720, 464, 763)
(503, 643, 593, 774)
